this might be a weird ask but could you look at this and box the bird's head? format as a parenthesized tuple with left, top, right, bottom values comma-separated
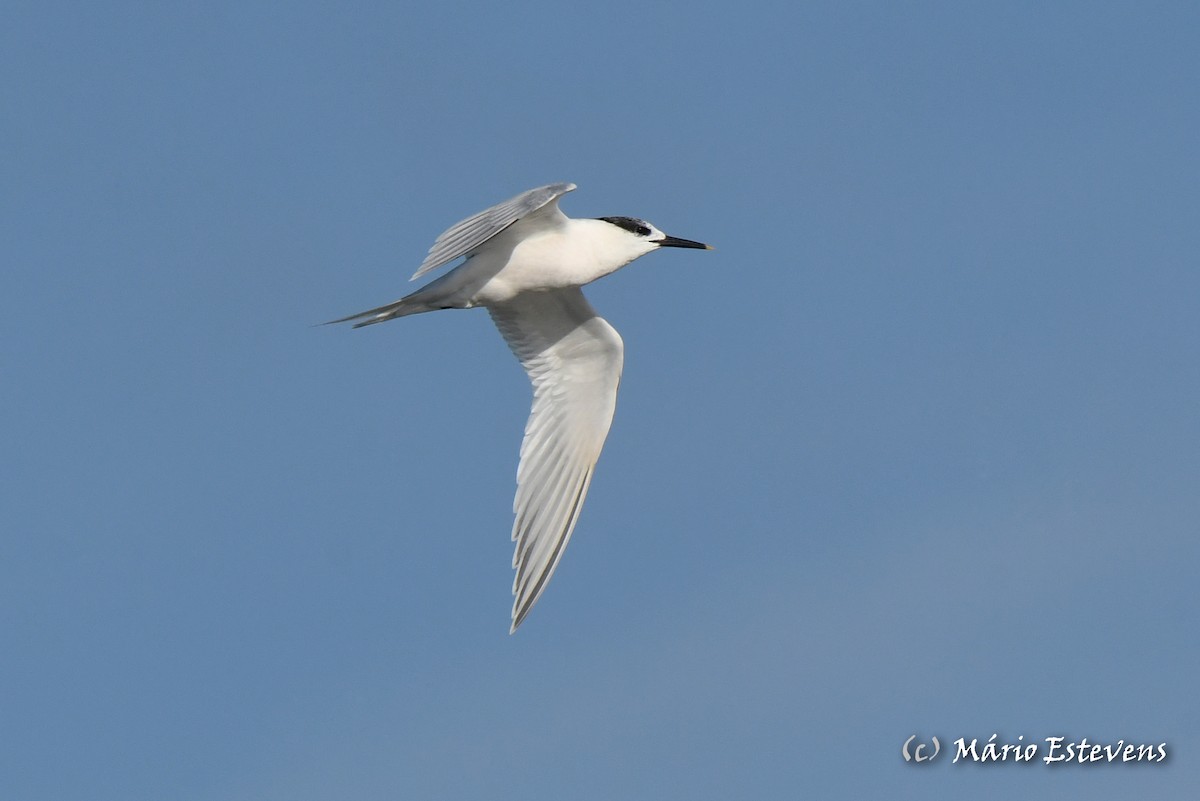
(595, 216, 711, 262)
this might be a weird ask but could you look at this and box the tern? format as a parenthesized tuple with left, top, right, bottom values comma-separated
(330, 183, 710, 631)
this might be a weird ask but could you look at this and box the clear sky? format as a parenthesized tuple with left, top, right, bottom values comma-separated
(3, 2, 1197, 799)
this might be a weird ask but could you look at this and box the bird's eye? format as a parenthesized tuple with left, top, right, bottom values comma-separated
(598, 216, 653, 237)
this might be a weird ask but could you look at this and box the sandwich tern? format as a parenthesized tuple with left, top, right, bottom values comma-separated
(330, 183, 710, 631)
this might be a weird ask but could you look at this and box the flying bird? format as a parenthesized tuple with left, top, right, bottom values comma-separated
(329, 183, 710, 631)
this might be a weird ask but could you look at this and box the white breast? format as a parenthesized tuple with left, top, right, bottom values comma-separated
(469, 218, 650, 305)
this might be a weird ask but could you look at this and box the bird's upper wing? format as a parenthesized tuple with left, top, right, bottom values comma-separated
(487, 288, 624, 632)
(410, 182, 577, 281)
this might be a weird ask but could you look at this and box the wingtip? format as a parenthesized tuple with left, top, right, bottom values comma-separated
(509, 596, 536, 633)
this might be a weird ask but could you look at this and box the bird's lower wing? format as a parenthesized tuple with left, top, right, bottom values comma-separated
(487, 288, 624, 632)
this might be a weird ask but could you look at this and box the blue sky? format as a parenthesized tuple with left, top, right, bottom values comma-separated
(3, 2, 1197, 799)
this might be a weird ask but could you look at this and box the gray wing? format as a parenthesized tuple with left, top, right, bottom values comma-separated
(488, 288, 624, 632)
(410, 182, 577, 281)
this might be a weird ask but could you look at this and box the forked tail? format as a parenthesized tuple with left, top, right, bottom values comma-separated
(323, 295, 438, 328)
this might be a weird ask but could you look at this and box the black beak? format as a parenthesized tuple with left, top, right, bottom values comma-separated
(657, 234, 712, 250)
